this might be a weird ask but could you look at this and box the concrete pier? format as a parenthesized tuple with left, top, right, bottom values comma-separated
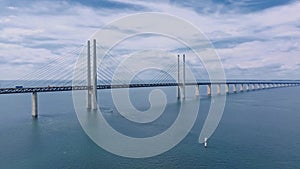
(92, 39, 98, 110)
(240, 84, 243, 92)
(233, 84, 237, 93)
(32, 92, 38, 117)
(195, 85, 200, 96)
(246, 84, 249, 91)
(226, 84, 229, 94)
(217, 84, 221, 95)
(256, 84, 260, 90)
(207, 84, 211, 96)
(252, 84, 255, 90)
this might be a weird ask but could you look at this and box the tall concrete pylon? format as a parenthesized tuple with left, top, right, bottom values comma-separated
(87, 40, 92, 110)
(177, 55, 180, 99)
(182, 54, 186, 99)
(92, 39, 98, 110)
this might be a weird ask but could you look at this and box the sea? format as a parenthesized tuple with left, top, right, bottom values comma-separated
(0, 84, 300, 169)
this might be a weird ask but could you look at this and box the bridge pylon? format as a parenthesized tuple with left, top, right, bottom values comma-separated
(87, 40, 92, 110)
(177, 55, 180, 99)
(86, 39, 98, 110)
(92, 39, 98, 110)
(177, 54, 186, 99)
(182, 54, 186, 99)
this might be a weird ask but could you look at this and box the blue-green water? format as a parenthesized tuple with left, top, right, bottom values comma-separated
(0, 86, 300, 168)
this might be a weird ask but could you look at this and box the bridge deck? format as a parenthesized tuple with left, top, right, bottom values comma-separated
(1, 81, 300, 94)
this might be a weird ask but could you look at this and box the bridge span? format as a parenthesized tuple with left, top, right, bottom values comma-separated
(1, 81, 300, 95)
(1, 81, 299, 118)
(1, 39, 300, 117)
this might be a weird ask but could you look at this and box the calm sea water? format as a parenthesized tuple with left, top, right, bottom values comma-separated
(0, 86, 300, 169)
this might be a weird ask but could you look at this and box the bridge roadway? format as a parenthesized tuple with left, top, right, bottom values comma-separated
(1, 80, 300, 94)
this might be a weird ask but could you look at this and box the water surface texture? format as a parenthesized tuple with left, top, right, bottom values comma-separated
(0, 86, 300, 168)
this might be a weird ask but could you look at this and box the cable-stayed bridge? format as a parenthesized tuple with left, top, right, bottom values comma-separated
(1, 81, 300, 95)
(1, 39, 300, 117)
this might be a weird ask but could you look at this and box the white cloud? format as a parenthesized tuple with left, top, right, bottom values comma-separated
(0, 0, 299, 80)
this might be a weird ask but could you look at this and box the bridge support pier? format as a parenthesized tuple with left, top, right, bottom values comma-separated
(226, 84, 229, 94)
(195, 85, 199, 96)
(240, 84, 243, 92)
(252, 84, 255, 90)
(246, 84, 249, 91)
(32, 92, 38, 118)
(217, 84, 221, 95)
(207, 84, 211, 96)
(233, 84, 237, 93)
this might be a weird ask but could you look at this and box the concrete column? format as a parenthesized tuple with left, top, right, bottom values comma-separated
(87, 40, 92, 109)
(233, 84, 237, 93)
(195, 85, 200, 96)
(240, 84, 243, 92)
(32, 92, 38, 117)
(182, 54, 186, 99)
(252, 84, 255, 90)
(217, 84, 221, 95)
(92, 39, 98, 110)
(246, 84, 249, 91)
(261, 84, 264, 89)
(207, 84, 211, 96)
(177, 55, 180, 99)
(226, 84, 229, 94)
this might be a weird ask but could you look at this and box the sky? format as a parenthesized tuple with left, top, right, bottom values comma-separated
(0, 0, 299, 80)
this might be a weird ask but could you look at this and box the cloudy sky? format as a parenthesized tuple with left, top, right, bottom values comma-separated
(0, 0, 299, 80)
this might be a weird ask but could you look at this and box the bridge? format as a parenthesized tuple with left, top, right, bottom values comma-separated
(1, 39, 300, 117)
(1, 81, 300, 94)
